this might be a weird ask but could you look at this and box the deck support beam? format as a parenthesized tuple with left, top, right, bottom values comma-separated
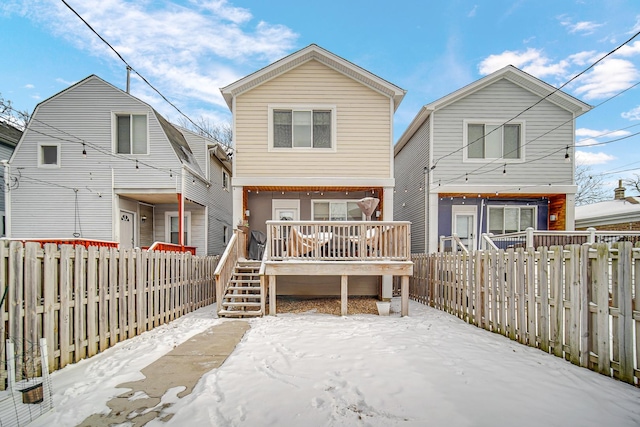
(269, 275, 276, 316)
(341, 275, 348, 316)
(401, 275, 409, 316)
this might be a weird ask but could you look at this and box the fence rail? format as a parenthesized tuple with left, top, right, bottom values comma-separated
(409, 242, 640, 385)
(0, 241, 220, 390)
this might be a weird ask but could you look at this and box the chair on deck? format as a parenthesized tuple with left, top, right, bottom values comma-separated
(287, 227, 333, 257)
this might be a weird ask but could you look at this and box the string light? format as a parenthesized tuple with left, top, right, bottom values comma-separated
(564, 146, 570, 162)
(135, 160, 139, 169)
(503, 163, 506, 174)
(465, 173, 468, 182)
(82, 143, 87, 158)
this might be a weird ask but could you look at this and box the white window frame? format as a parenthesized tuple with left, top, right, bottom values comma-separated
(222, 170, 230, 191)
(112, 112, 150, 155)
(267, 104, 337, 152)
(487, 205, 537, 235)
(462, 120, 525, 163)
(223, 225, 228, 244)
(311, 199, 365, 221)
(37, 142, 61, 168)
(165, 211, 192, 245)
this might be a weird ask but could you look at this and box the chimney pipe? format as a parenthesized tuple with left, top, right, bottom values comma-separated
(614, 179, 625, 200)
(126, 66, 132, 93)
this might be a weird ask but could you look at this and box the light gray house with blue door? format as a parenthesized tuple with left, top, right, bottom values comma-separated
(7, 75, 232, 255)
(394, 65, 591, 253)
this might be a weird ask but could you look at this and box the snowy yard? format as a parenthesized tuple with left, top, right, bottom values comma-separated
(32, 299, 640, 427)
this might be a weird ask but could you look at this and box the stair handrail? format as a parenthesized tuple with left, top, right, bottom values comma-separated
(214, 229, 243, 312)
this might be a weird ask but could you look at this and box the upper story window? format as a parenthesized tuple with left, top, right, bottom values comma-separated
(38, 143, 60, 168)
(116, 113, 148, 154)
(269, 105, 336, 150)
(222, 170, 230, 191)
(465, 122, 523, 161)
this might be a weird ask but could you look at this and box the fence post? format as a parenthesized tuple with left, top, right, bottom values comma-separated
(587, 227, 596, 244)
(526, 227, 534, 249)
(616, 242, 634, 383)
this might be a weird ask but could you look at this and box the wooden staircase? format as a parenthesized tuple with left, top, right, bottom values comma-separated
(218, 261, 264, 318)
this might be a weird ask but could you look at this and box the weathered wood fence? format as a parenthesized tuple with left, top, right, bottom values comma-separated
(0, 241, 220, 390)
(410, 242, 639, 385)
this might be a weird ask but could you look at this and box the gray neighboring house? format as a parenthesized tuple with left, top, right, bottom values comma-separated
(7, 75, 232, 255)
(394, 65, 591, 253)
(575, 181, 640, 231)
(0, 121, 21, 236)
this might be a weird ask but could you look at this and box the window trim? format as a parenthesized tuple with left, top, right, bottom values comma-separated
(164, 211, 192, 245)
(267, 104, 337, 152)
(462, 120, 525, 163)
(37, 142, 61, 168)
(222, 170, 230, 191)
(487, 205, 537, 235)
(311, 199, 366, 221)
(112, 112, 150, 155)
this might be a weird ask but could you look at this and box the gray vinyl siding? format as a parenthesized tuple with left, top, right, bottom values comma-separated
(153, 203, 205, 254)
(0, 143, 15, 216)
(431, 78, 574, 186)
(207, 156, 233, 255)
(394, 117, 430, 253)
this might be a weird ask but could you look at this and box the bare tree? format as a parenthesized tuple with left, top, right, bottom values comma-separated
(624, 173, 640, 195)
(0, 93, 31, 129)
(575, 163, 610, 206)
(176, 116, 232, 148)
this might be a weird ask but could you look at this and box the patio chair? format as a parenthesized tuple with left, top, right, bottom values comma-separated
(287, 227, 333, 258)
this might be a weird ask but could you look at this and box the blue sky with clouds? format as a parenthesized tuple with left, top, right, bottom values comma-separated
(1, 0, 639, 193)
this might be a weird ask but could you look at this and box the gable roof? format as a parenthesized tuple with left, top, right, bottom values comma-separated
(395, 65, 592, 155)
(220, 44, 406, 111)
(575, 196, 640, 227)
(17, 74, 212, 179)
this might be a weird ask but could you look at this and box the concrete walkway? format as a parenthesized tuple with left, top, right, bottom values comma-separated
(79, 320, 250, 427)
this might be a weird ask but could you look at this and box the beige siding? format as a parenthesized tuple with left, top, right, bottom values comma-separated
(235, 60, 392, 179)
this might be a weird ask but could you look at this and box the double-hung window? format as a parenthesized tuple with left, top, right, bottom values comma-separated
(271, 106, 334, 149)
(116, 113, 148, 154)
(166, 212, 191, 245)
(222, 171, 230, 191)
(488, 206, 535, 234)
(466, 122, 522, 160)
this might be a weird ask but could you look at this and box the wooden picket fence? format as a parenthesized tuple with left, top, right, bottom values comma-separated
(0, 241, 220, 390)
(409, 242, 639, 386)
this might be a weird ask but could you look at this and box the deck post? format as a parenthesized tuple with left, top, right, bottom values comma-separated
(341, 275, 348, 316)
(401, 275, 409, 316)
(269, 275, 276, 316)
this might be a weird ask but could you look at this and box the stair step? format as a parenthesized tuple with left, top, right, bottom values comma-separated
(227, 285, 260, 290)
(222, 301, 262, 307)
(218, 309, 262, 318)
(230, 279, 260, 284)
(224, 297, 262, 303)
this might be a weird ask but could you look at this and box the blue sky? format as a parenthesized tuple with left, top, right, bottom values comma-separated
(1, 0, 639, 193)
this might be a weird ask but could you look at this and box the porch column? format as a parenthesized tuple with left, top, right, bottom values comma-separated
(381, 187, 394, 300)
(232, 185, 243, 229)
(429, 192, 440, 253)
(565, 193, 576, 231)
(341, 275, 348, 316)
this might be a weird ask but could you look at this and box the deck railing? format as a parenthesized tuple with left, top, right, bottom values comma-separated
(147, 242, 197, 255)
(480, 227, 640, 250)
(213, 229, 247, 312)
(265, 220, 411, 261)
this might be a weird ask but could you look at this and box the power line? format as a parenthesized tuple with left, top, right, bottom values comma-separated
(429, 29, 640, 170)
(60, 0, 217, 141)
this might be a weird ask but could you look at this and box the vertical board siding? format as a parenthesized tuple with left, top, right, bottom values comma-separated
(408, 242, 640, 386)
(0, 241, 220, 388)
(394, 116, 430, 253)
(234, 60, 393, 178)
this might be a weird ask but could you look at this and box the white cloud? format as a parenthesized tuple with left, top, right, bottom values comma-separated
(24, 84, 34, 89)
(629, 15, 640, 34)
(568, 50, 601, 66)
(478, 48, 568, 78)
(575, 151, 616, 165)
(573, 58, 640, 100)
(622, 106, 640, 121)
(575, 127, 632, 146)
(615, 40, 640, 57)
(4, 0, 299, 114)
(467, 5, 478, 18)
(564, 21, 604, 35)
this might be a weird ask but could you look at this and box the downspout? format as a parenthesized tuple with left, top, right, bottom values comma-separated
(179, 167, 185, 248)
(2, 160, 10, 238)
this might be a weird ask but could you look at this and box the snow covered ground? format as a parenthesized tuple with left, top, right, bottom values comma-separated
(31, 299, 640, 427)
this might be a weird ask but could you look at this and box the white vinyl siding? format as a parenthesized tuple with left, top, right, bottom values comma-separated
(488, 206, 536, 234)
(235, 60, 392, 178)
(432, 78, 574, 186)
